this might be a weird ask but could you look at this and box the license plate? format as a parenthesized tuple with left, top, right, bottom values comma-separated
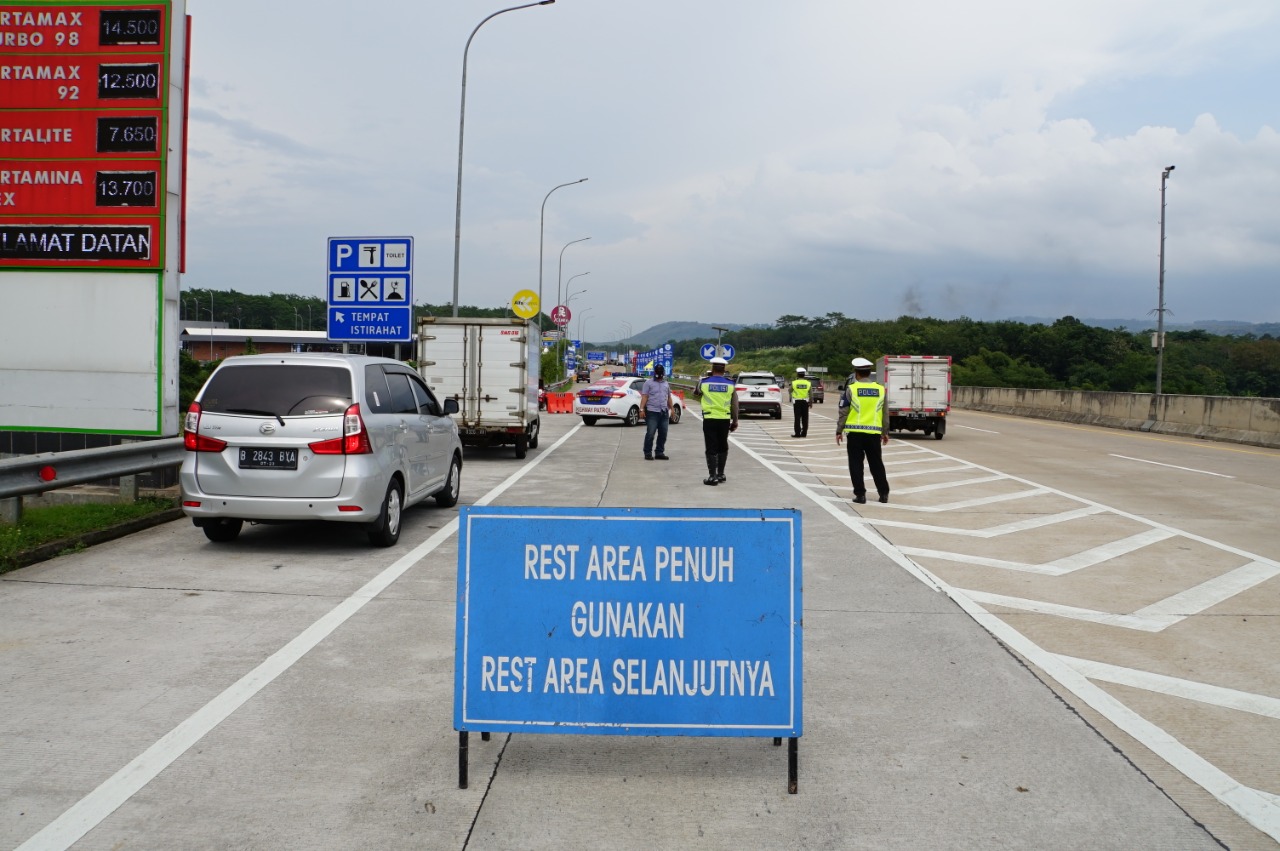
(462, 428, 486, 436)
(584, 397, 604, 403)
(238, 448, 298, 469)
(750, 392, 764, 398)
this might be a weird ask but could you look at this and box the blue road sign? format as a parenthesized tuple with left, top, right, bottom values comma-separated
(700, 343, 716, 360)
(327, 236, 413, 342)
(454, 505, 803, 738)
(719, 343, 736, 360)
(328, 306, 413, 342)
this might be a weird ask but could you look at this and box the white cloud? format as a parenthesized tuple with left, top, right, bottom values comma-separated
(179, 0, 1280, 335)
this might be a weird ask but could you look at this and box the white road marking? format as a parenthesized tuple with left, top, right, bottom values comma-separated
(16, 426, 583, 851)
(1110, 454, 1235, 478)
(953, 424, 1000, 434)
(901, 528, 1177, 575)
(960, 560, 1280, 631)
(863, 505, 1107, 537)
(1058, 656, 1280, 720)
(735, 427, 1280, 841)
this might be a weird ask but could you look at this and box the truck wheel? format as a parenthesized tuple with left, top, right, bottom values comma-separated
(528, 419, 540, 449)
(934, 421, 946, 440)
(515, 436, 528, 459)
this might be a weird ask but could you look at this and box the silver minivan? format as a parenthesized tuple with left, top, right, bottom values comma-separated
(180, 353, 463, 546)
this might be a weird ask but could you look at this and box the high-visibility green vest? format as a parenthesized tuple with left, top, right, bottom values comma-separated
(699, 374, 735, 420)
(791, 378, 811, 400)
(843, 380, 884, 433)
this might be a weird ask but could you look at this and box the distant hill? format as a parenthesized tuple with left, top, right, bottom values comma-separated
(1010, 317, 1280, 336)
(618, 321, 749, 348)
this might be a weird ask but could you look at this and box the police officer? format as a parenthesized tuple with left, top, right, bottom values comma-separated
(698, 356, 739, 485)
(835, 356, 890, 504)
(790, 367, 811, 438)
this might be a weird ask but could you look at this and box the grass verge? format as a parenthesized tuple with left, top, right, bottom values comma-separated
(0, 497, 182, 576)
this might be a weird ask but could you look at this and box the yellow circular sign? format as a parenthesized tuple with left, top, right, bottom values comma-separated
(510, 289, 540, 319)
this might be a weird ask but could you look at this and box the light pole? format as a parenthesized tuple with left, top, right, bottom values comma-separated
(576, 307, 595, 350)
(1155, 165, 1175, 397)
(294, 308, 302, 330)
(555, 236, 590, 317)
(202, 308, 214, 360)
(561, 286, 588, 363)
(451, 0, 556, 317)
(538, 178, 587, 332)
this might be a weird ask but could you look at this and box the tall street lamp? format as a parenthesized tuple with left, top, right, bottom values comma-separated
(1155, 165, 1175, 397)
(556, 236, 590, 316)
(538, 178, 587, 331)
(451, 0, 556, 317)
(577, 307, 595, 348)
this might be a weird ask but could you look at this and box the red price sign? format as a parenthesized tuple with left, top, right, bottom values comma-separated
(0, 2, 171, 270)
(551, 305, 572, 327)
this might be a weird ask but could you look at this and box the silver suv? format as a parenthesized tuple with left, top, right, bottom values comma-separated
(180, 353, 463, 546)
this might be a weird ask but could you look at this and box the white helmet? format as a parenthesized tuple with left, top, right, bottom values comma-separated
(709, 356, 728, 365)
(851, 357, 874, 369)
(795, 367, 806, 374)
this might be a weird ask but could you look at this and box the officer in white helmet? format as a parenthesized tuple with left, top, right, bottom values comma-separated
(836, 356, 890, 504)
(790, 367, 812, 438)
(697, 356, 739, 485)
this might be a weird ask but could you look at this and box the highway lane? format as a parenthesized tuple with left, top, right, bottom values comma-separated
(0, 403, 1271, 849)
(782, 402, 1280, 848)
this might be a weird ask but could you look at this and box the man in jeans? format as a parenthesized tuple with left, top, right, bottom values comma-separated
(640, 364, 675, 460)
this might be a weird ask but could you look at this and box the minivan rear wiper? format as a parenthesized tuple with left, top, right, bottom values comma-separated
(225, 408, 286, 427)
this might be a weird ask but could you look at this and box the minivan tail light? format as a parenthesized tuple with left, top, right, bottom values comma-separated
(308, 403, 372, 455)
(183, 402, 228, 452)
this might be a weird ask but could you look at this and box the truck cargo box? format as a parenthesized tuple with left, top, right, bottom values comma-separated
(877, 355, 952, 440)
(416, 317, 541, 458)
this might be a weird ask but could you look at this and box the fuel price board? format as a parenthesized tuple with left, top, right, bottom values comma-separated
(0, 2, 172, 269)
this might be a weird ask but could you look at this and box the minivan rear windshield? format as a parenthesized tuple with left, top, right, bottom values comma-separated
(199, 365, 353, 416)
(738, 376, 775, 386)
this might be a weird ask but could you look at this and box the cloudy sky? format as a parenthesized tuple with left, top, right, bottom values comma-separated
(182, 0, 1280, 341)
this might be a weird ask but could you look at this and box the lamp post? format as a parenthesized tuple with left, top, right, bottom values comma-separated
(538, 178, 587, 332)
(561, 285, 588, 363)
(555, 236, 590, 317)
(451, 1, 556, 317)
(202, 308, 214, 360)
(577, 308, 595, 350)
(1155, 165, 1175, 397)
(294, 308, 302, 330)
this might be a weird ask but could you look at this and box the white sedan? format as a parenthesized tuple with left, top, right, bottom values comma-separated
(575, 377, 683, 426)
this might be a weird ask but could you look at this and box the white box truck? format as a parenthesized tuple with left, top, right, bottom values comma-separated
(416, 317, 541, 458)
(877, 355, 952, 440)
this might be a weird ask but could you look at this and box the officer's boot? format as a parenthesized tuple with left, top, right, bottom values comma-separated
(715, 453, 727, 483)
(703, 454, 718, 486)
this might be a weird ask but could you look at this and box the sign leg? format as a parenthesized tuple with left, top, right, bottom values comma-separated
(788, 737, 799, 794)
(458, 731, 469, 789)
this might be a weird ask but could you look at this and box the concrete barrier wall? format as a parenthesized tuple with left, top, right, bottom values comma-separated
(953, 387, 1280, 449)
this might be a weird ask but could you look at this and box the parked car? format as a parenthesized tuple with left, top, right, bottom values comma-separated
(734, 371, 783, 419)
(180, 353, 463, 547)
(575, 377, 683, 426)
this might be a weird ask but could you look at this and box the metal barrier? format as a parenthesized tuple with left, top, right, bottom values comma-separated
(0, 438, 185, 522)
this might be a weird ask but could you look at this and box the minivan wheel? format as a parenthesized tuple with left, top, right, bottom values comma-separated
(202, 518, 243, 543)
(367, 480, 403, 547)
(436, 455, 461, 507)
